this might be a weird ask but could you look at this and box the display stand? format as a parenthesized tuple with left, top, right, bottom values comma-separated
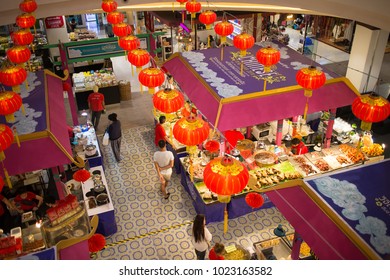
(73, 127, 103, 168)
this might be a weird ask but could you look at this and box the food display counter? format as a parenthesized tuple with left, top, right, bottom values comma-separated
(80, 166, 117, 237)
(72, 126, 103, 168)
(73, 69, 120, 110)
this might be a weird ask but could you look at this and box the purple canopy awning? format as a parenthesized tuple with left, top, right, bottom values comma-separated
(0, 70, 72, 176)
(163, 41, 359, 131)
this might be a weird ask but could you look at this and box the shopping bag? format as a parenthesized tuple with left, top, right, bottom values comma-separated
(102, 132, 109, 146)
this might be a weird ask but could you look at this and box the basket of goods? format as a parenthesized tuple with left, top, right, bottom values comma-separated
(361, 143, 384, 157)
(254, 150, 278, 167)
(223, 244, 251, 260)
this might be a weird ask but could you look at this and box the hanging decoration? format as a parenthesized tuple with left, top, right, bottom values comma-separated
(0, 65, 28, 92)
(16, 13, 36, 29)
(11, 29, 34, 46)
(62, 81, 72, 92)
(233, 33, 255, 57)
(101, 0, 118, 13)
(296, 66, 326, 120)
(0, 91, 23, 123)
(204, 140, 220, 153)
(352, 93, 390, 131)
(203, 156, 249, 232)
(214, 19, 234, 45)
(72, 169, 91, 183)
(113, 23, 132, 37)
(88, 233, 106, 253)
(118, 35, 140, 51)
(138, 67, 165, 94)
(153, 88, 185, 114)
(245, 192, 264, 209)
(19, 0, 37, 13)
(127, 49, 150, 73)
(199, 10, 216, 30)
(0, 124, 14, 161)
(185, 0, 201, 19)
(256, 46, 280, 91)
(106, 11, 124, 25)
(176, 0, 188, 6)
(6, 45, 31, 65)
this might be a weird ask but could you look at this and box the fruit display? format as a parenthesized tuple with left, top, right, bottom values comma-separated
(339, 144, 366, 163)
(73, 69, 118, 91)
(361, 143, 384, 157)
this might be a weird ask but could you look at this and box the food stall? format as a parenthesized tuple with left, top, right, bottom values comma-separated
(72, 125, 103, 168)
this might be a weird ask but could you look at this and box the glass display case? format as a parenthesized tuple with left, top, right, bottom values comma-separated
(41, 202, 90, 247)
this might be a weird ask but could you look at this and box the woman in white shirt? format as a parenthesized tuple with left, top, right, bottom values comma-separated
(191, 214, 212, 260)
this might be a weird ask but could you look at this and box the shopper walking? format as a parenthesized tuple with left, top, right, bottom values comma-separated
(153, 140, 174, 199)
(107, 113, 122, 162)
(155, 115, 169, 147)
(191, 214, 212, 260)
(88, 85, 105, 131)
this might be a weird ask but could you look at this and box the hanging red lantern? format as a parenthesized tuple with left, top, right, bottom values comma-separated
(118, 35, 140, 51)
(256, 46, 281, 73)
(233, 33, 255, 57)
(138, 67, 165, 94)
(0, 124, 14, 161)
(19, 0, 37, 13)
(203, 156, 249, 196)
(204, 140, 220, 153)
(6, 45, 31, 65)
(73, 169, 91, 183)
(153, 88, 184, 114)
(62, 81, 72, 92)
(11, 29, 34, 45)
(16, 13, 36, 29)
(107, 11, 124, 25)
(185, 0, 201, 19)
(127, 49, 150, 72)
(101, 0, 117, 13)
(113, 23, 132, 37)
(296, 66, 326, 120)
(214, 20, 234, 44)
(245, 192, 264, 209)
(0, 91, 23, 123)
(352, 94, 390, 131)
(199, 11, 217, 30)
(173, 115, 210, 147)
(88, 233, 106, 253)
(0, 65, 27, 89)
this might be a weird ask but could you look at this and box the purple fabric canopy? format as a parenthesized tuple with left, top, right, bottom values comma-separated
(163, 41, 359, 131)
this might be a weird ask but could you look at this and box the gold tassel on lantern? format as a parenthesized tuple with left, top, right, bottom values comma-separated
(223, 206, 228, 233)
(303, 97, 310, 120)
(13, 127, 20, 147)
(21, 104, 26, 115)
(3, 167, 12, 189)
(12, 85, 20, 93)
(240, 61, 244, 76)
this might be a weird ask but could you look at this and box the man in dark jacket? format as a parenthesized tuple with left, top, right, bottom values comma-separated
(107, 113, 122, 162)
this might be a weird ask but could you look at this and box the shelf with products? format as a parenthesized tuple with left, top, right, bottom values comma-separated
(73, 68, 118, 92)
(69, 28, 97, 41)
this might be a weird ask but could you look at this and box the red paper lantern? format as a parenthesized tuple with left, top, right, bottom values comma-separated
(204, 140, 220, 153)
(127, 49, 150, 72)
(118, 35, 139, 51)
(73, 169, 91, 183)
(11, 29, 34, 45)
(214, 20, 234, 44)
(245, 192, 264, 209)
(101, 0, 117, 13)
(113, 23, 132, 37)
(203, 156, 249, 196)
(16, 13, 36, 29)
(138, 67, 165, 94)
(88, 233, 106, 253)
(19, 0, 37, 13)
(296, 66, 326, 120)
(107, 11, 124, 25)
(0, 65, 28, 88)
(233, 33, 255, 57)
(173, 115, 210, 147)
(0, 176, 4, 193)
(153, 88, 185, 113)
(256, 46, 280, 73)
(199, 11, 217, 30)
(0, 124, 14, 161)
(352, 94, 390, 131)
(185, 0, 201, 19)
(0, 91, 23, 123)
(62, 81, 72, 92)
(6, 45, 31, 65)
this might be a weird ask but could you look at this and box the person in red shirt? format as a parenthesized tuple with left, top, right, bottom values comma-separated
(155, 115, 169, 147)
(14, 191, 43, 212)
(208, 242, 225, 260)
(87, 85, 105, 131)
(291, 137, 309, 155)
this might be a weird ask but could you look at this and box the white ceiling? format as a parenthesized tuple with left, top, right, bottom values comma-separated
(0, 0, 389, 32)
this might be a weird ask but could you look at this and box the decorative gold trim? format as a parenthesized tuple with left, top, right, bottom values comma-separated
(14, 131, 48, 143)
(259, 180, 379, 260)
(43, 72, 50, 131)
(213, 100, 223, 130)
(44, 69, 69, 81)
